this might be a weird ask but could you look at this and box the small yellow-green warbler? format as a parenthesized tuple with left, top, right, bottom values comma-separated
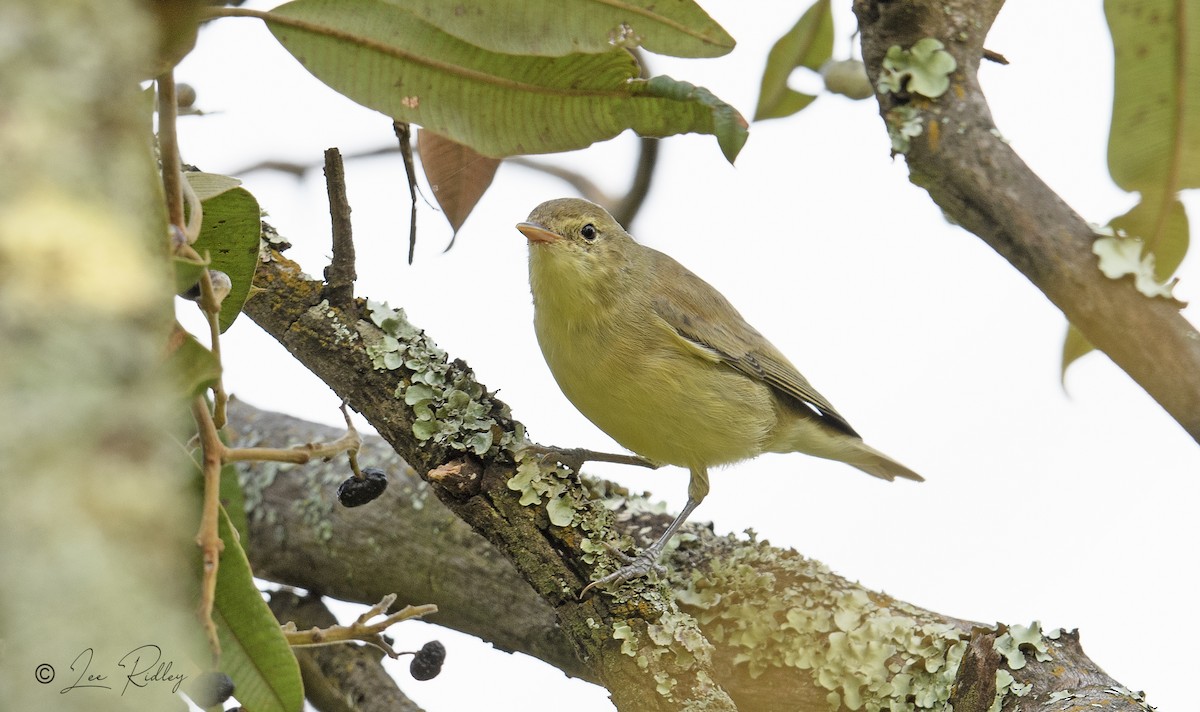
(517, 198, 922, 592)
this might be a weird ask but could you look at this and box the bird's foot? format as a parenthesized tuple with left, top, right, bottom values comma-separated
(520, 444, 657, 474)
(579, 542, 667, 598)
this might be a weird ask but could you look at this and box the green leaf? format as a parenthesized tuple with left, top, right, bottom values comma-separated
(1111, 192, 1189, 280)
(264, 0, 748, 162)
(214, 506, 304, 712)
(1060, 323, 1095, 382)
(1062, 198, 1188, 379)
(1106, 0, 1200, 193)
(187, 172, 261, 332)
(754, 0, 833, 121)
(167, 327, 221, 398)
(380, 0, 734, 58)
(220, 460, 249, 546)
(173, 253, 209, 294)
(187, 172, 245, 202)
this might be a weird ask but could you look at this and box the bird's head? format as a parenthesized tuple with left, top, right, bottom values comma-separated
(517, 198, 637, 298)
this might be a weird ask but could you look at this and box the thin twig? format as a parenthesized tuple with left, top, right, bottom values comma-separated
(222, 425, 362, 464)
(191, 396, 226, 665)
(982, 48, 1009, 65)
(157, 73, 184, 230)
(282, 595, 438, 657)
(394, 121, 419, 264)
(322, 148, 357, 307)
(612, 137, 659, 227)
(160, 70, 230, 426)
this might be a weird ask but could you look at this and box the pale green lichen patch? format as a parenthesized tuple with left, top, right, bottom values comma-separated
(677, 536, 975, 711)
(885, 105, 923, 153)
(626, 605, 716, 700)
(613, 621, 639, 657)
(990, 669, 1032, 712)
(1091, 227, 1178, 299)
(362, 299, 523, 456)
(992, 621, 1052, 670)
(506, 453, 587, 529)
(878, 38, 957, 98)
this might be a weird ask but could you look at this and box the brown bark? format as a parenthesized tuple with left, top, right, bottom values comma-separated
(852, 0, 1200, 444)
(235, 253, 1152, 710)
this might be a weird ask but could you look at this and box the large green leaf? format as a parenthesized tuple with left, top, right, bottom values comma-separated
(214, 505, 304, 712)
(754, 0, 833, 121)
(1068, 2, 1198, 379)
(264, 0, 747, 162)
(1111, 193, 1190, 280)
(380, 0, 734, 58)
(1060, 323, 1095, 382)
(186, 172, 261, 333)
(1106, 0, 1200, 192)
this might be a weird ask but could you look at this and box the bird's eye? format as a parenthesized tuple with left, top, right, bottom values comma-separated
(580, 224, 597, 241)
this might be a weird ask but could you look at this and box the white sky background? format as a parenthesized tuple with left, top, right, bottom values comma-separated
(176, 1, 1200, 710)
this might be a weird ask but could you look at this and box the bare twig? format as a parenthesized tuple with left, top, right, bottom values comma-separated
(281, 593, 438, 656)
(394, 121, 419, 264)
(322, 147, 357, 307)
(611, 137, 659, 227)
(222, 407, 362, 465)
(190, 396, 225, 664)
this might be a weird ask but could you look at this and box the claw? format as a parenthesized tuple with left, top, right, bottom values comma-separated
(579, 546, 667, 598)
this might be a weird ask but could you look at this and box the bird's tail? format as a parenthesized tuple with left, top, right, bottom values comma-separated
(844, 441, 924, 482)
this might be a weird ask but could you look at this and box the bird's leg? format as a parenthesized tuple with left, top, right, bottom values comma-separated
(580, 497, 702, 597)
(519, 443, 657, 474)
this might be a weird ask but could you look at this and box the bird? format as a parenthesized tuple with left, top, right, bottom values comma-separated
(516, 197, 922, 594)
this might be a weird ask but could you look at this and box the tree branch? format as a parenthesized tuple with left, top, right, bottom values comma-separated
(226, 348, 1152, 705)
(852, 0, 1200, 444)
(241, 247, 737, 710)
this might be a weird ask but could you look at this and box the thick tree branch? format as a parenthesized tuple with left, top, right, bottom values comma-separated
(241, 249, 737, 711)
(226, 331, 1152, 705)
(852, 0, 1200, 444)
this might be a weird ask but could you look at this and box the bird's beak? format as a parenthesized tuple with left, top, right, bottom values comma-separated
(516, 221, 561, 244)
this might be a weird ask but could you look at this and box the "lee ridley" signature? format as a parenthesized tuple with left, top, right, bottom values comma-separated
(61, 645, 188, 695)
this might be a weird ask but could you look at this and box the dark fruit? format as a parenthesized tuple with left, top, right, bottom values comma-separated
(187, 670, 235, 708)
(337, 467, 387, 507)
(409, 640, 445, 681)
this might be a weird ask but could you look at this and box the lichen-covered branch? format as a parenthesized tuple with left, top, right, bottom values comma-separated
(242, 248, 737, 711)
(230, 400, 1149, 711)
(852, 0, 1200, 444)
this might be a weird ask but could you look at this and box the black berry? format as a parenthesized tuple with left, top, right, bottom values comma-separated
(337, 467, 388, 507)
(187, 670, 235, 708)
(409, 640, 445, 681)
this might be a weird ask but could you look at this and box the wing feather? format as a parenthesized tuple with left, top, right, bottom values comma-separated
(647, 253, 859, 438)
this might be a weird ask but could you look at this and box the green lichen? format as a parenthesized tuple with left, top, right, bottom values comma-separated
(614, 621, 638, 656)
(990, 669, 1031, 712)
(676, 536, 978, 711)
(363, 299, 524, 456)
(885, 105, 923, 153)
(878, 38, 957, 99)
(992, 621, 1052, 671)
(506, 453, 585, 528)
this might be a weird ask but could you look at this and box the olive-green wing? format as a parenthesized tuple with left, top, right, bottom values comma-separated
(648, 254, 859, 437)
